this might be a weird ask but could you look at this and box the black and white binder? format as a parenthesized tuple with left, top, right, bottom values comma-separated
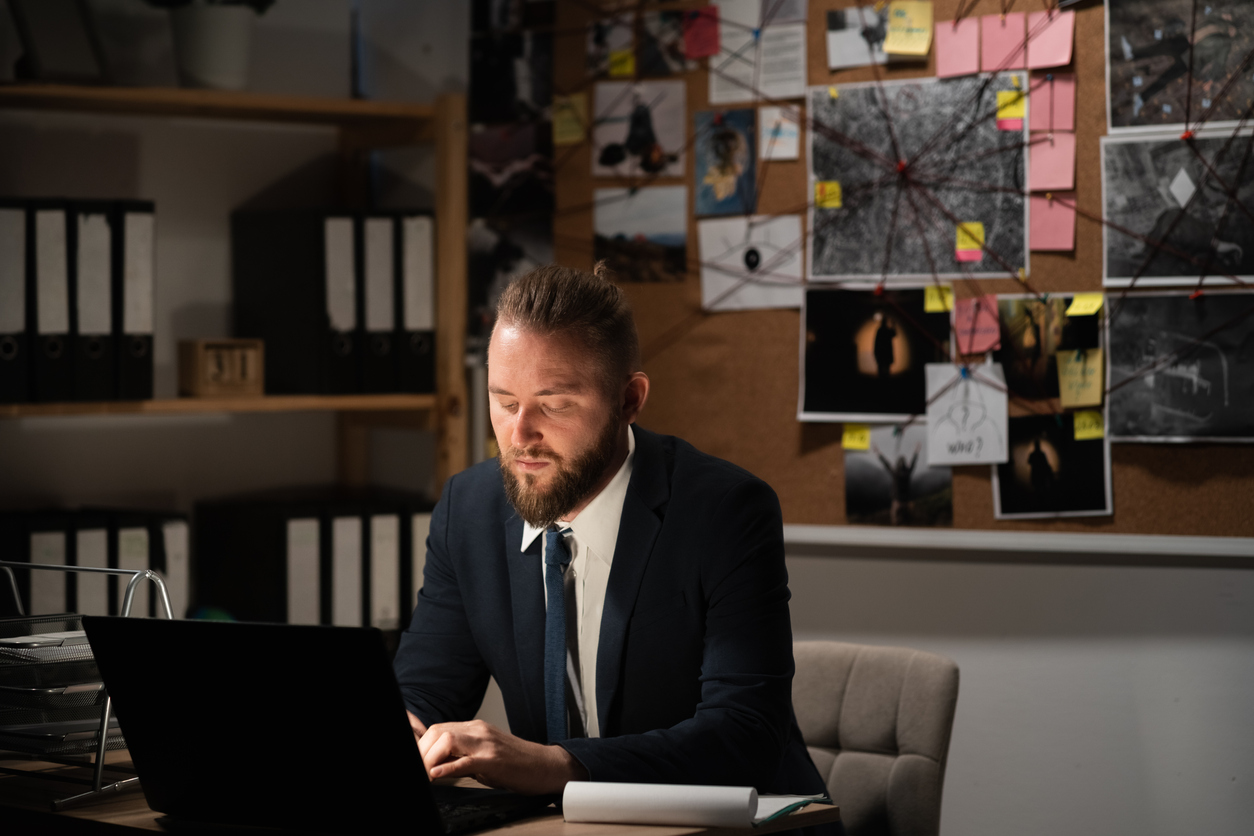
(0, 200, 28, 404)
(72, 509, 111, 617)
(71, 200, 117, 401)
(115, 200, 155, 401)
(398, 214, 435, 393)
(362, 215, 398, 393)
(30, 200, 73, 403)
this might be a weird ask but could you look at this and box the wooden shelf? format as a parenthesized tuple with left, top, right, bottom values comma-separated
(0, 393, 437, 418)
(0, 84, 434, 144)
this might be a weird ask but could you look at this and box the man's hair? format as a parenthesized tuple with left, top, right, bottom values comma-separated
(494, 262, 640, 390)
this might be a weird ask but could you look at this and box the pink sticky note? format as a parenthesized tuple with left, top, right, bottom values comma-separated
(684, 6, 719, 58)
(954, 295, 1001, 354)
(1029, 130, 1076, 191)
(981, 13, 1026, 71)
(935, 18, 981, 78)
(1026, 10, 1074, 69)
(1029, 192, 1076, 251)
(1029, 72, 1076, 132)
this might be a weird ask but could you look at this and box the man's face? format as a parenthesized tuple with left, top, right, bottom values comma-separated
(488, 325, 623, 528)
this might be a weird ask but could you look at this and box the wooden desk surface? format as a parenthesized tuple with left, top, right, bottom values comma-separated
(0, 753, 841, 835)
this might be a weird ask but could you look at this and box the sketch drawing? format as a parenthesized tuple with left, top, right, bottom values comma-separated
(808, 74, 1028, 282)
(1102, 131, 1254, 286)
(1106, 0, 1254, 131)
(845, 423, 953, 527)
(1107, 292, 1254, 441)
(925, 363, 1010, 466)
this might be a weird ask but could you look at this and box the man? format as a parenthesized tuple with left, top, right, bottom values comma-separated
(394, 264, 828, 806)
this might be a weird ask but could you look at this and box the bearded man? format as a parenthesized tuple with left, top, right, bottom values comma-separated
(393, 264, 828, 810)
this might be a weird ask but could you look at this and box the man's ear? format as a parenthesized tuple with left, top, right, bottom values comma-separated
(622, 372, 650, 423)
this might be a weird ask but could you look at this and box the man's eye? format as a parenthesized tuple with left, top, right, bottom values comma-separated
(544, 403, 571, 414)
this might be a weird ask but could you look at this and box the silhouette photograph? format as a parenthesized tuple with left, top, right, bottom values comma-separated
(845, 424, 953, 527)
(993, 295, 1102, 401)
(994, 414, 1112, 518)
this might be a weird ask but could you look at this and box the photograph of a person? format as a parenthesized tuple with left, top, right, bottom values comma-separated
(694, 108, 756, 217)
(800, 287, 953, 421)
(993, 295, 1102, 401)
(1101, 131, 1254, 285)
(1106, 0, 1254, 130)
(845, 423, 953, 527)
(993, 413, 1113, 518)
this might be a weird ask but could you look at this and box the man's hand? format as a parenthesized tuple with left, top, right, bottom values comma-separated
(418, 719, 588, 795)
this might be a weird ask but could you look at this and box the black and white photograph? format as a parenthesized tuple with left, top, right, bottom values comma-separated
(993, 294, 1102, 401)
(800, 287, 953, 421)
(593, 186, 688, 283)
(639, 10, 695, 77)
(586, 13, 634, 79)
(808, 74, 1029, 282)
(468, 121, 554, 219)
(1106, 0, 1254, 131)
(1101, 131, 1254, 286)
(845, 423, 953, 527)
(993, 414, 1114, 519)
(1107, 291, 1254, 441)
(593, 81, 687, 178)
(825, 5, 891, 70)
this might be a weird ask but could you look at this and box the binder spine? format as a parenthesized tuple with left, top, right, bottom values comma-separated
(71, 201, 118, 401)
(30, 202, 73, 403)
(0, 202, 29, 404)
(398, 215, 435, 393)
(115, 202, 155, 401)
(362, 216, 398, 393)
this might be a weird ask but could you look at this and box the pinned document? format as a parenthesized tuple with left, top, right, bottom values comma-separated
(924, 284, 953, 312)
(1057, 348, 1103, 408)
(883, 1, 933, 56)
(1073, 409, 1104, 441)
(759, 106, 800, 160)
(925, 362, 1009, 465)
(1026, 10, 1074, 69)
(1029, 72, 1075, 132)
(953, 295, 1001, 354)
(1066, 293, 1104, 316)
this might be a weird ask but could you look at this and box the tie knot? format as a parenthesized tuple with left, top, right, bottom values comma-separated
(545, 527, 571, 567)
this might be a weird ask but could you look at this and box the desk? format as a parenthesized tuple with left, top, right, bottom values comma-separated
(0, 754, 842, 836)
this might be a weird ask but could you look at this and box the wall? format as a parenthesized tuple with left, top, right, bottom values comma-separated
(788, 551, 1254, 836)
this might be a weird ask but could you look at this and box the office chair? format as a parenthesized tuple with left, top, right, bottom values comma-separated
(792, 641, 959, 836)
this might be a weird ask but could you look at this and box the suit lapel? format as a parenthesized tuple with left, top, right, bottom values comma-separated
(596, 427, 669, 733)
(505, 514, 546, 736)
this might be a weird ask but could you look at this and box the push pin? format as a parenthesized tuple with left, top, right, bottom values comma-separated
(896, 160, 908, 173)
(1189, 289, 1204, 300)
(959, 365, 970, 379)
(873, 283, 885, 296)
(1180, 130, 1194, 141)
(1046, 192, 1054, 204)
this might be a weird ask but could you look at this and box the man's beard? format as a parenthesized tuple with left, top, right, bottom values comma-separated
(499, 410, 621, 528)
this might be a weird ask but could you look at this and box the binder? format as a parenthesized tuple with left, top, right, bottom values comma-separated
(330, 515, 363, 627)
(30, 200, 73, 403)
(232, 210, 361, 394)
(25, 512, 73, 615)
(285, 518, 320, 625)
(0, 200, 29, 404)
(0, 513, 25, 616)
(157, 517, 190, 620)
(362, 215, 398, 393)
(72, 511, 110, 617)
(70, 200, 117, 401)
(115, 201, 155, 401)
(398, 215, 436, 393)
(109, 512, 151, 617)
(407, 510, 433, 627)
(369, 514, 400, 629)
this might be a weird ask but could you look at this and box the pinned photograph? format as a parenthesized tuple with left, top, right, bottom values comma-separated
(1107, 291, 1254, 441)
(639, 11, 696, 77)
(469, 122, 553, 219)
(993, 413, 1113, 518)
(826, 6, 891, 69)
(845, 423, 953, 527)
(587, 14, 634, 79)
(593, 81, 687, 178)
(695, 109, 757, 216)
(594, 186, 688, 283)
(800, 287, 952, 421)
(925, 363, 1010, 466)
(698, 215, 803, 311)
(1106, 0, 1254, 131)
(808, 74, 1028, 282)
(1101, 131, 1254, 286)
(993, 294, 1102, 401)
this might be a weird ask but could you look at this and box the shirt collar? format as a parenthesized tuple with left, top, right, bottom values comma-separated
(521, 425, 635, 560)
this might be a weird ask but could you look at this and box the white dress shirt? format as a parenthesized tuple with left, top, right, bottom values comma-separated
(521, 424, 635, 739)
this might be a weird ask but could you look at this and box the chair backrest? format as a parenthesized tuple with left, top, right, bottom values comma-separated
(792, 641, 959, 836)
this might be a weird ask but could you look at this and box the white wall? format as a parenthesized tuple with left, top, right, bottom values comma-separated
(787, 553, 1254, 836)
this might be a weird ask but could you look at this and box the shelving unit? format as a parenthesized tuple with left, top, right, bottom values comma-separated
(0, 83, 468, 492)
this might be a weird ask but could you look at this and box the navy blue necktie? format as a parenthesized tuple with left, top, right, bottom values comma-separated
(543, 526, 579, 743)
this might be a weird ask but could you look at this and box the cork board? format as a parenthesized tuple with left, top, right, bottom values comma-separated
(552, 1, 1254, 538)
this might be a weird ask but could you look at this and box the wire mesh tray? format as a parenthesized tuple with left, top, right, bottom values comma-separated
(0, 703, 110, 728)
(0, 614, 83, 639)
(0, 719, 124, 757)
(0, 657, 100, 689)
(0, 681, 105, 710)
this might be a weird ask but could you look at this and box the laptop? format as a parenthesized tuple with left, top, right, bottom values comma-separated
(82, 617, 556, 835)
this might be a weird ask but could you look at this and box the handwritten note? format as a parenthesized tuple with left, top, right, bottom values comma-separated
(1073, 409, 1105, 441)
(1029, 71, 1076, 132)
(684, 6, 720, 58)
(883, 0, 933, 56)
(842, 423, 871, 450)
(1029, 192, 1076, 251)
(1057, 348, 1104, 408)
(1066, 293, 1105, 316)
(1028, 130, 1076, 191)
(935, 18, 980, 78)
(1026, 10, 1074, 69)
(924, 284, 954, 312)
(553, 94, 589, 146)
(815, 181, 843, 208)
(925, 363, 1009, 465)
(955, 221, 985, 262)
(981, 13, 1026, 71)
(954, 295, 1001, 354)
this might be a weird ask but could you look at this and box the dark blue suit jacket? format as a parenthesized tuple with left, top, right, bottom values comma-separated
(394, 426, 827, 795)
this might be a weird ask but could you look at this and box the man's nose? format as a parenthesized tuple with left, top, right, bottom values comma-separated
(512, 405, 542, 447)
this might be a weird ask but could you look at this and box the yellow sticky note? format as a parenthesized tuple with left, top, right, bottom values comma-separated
(1073, 410, 1105, 441)
(955, 221, 985, 251)
(997, 90, 1027, 120)
(1057, 348, 1104, 408)
(1066, 293, 1105, 316)
(608, 49, 635, 77)
(552, 93, 589, 146)
(815, 181, 843, 209)
(883, 0, 934, 56)
(924, 285, 954, 312)
(828, 86, 839, 99)
(842, 423, 871, 450)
